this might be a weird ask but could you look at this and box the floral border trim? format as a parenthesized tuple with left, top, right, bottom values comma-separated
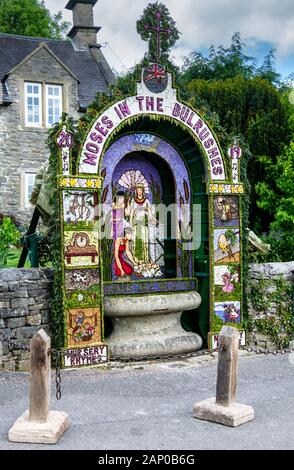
(209, 183, 244, 194)
(59, 176, 102, 189)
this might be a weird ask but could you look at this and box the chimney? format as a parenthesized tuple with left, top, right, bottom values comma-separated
(65, 0, 100, 50)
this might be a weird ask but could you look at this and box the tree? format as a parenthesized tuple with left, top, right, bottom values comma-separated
(0, 0, 70, 39)
(136, 1, 180, 66)
(182, 32, 256, 82)
(187, 76, 291, 232)
(256, 48, 281, 85)
(254, 141, 294, 261)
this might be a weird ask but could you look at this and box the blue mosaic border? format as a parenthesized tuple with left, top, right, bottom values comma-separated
(104, 278, 197, 296)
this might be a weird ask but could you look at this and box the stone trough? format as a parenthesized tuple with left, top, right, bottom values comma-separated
(104, 291, 202, 358)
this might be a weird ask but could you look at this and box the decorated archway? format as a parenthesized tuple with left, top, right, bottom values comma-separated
(56, 65, 245, 367)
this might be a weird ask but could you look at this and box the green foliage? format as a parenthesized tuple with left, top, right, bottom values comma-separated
(248, 277, 293, 348)
(248, 229, 293, 263)
(136, 1, 180, 65)
(37, 235, 52, 267)
(211, 314, 244, 332)
(182, 33, 280, 86)
(0, 216, 20, 267)
(180, 32, 292, 245)
(224, 229, 237, 246)
(186, 76, 291, 234)
(182, 33, 256, 82)
(115, 67, 142, 98)
(252, 141, 294, 260)
(64, 220, 94, 231)
(256, 142, 294, 223)
(256, 48, 281, 85)
(0, 0, 70, 39)
(187, 76, 289, 154)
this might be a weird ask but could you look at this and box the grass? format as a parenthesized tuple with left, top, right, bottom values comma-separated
(5, 248, 30, 268)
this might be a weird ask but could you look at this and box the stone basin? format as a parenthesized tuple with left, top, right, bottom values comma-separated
(104, 291, 203, 358)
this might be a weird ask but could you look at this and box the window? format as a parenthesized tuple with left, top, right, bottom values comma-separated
(46, 84, 62, 127)
(24, 173, 36, 207)
(24, 82, 63, 128)
(24, 83, 42, 127)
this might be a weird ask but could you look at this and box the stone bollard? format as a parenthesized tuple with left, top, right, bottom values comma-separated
(193, 326, 254, 427)
(8, 329, 69, 444)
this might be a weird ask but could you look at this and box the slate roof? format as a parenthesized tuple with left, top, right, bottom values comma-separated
(0, 32, 113, 108)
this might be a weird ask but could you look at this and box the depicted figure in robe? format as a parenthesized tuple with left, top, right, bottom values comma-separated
(217, 197, 232, 223)
(224, 304, 239, 322)
(221, 272, 235, 293)
(112, 191, 130, 240)
(114, 227, 139, 279)
(83, 322, 95, 340)
(218, 233, 233, 259)
(129, 183, 156, 264)
(72, 311, 85, 343)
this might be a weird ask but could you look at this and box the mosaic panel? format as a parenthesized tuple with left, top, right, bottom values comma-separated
(66, 306, 101, 347)
(214, 228, 240, 264)
(64, 231, 99, 267)
(213, 196, 239, 227)
(214, 301, 241, 324)
(214, 264, 241, 301)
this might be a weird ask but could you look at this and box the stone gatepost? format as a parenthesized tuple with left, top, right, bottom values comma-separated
(8, 329, 69, 443)
(193, 326, 254, 427)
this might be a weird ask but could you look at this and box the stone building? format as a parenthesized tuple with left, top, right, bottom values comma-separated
(0, 0, 114, 223)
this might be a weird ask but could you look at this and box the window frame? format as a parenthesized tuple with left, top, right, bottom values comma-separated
(45, 83, 63, 128)
(24, 172, 37, 208)
(24, 82, 42, 128)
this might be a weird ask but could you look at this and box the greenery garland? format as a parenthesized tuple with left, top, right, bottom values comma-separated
(47, 113, 77, 350)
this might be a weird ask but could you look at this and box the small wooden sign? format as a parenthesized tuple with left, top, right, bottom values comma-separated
(63, 345, 108, 368)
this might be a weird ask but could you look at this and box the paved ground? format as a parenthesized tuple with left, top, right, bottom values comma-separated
(0, 353, 293, 450)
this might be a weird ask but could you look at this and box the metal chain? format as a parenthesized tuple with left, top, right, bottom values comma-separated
(109, 345, 293, 363)
(50, 349, 62, 400)
(0, 330, 30, 351)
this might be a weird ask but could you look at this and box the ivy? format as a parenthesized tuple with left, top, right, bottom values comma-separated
(248, 276, 293, 348)
(46, 113, 77, 350)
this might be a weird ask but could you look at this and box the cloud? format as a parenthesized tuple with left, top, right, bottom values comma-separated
(45, 0, 294, 72)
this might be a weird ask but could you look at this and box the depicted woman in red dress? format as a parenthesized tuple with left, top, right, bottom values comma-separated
(114, 227, 139, 278)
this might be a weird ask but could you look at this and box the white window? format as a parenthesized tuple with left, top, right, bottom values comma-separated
(25, 83, 42, 127)
(24, 82, 63, 128)
(24, 173, 36, 207)
(46, 84, 62, 127)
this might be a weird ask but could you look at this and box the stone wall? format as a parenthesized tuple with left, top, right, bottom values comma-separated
(0, 45, 80, 223)
(0, 268, 53, 371)
(248, 262, 294, 350)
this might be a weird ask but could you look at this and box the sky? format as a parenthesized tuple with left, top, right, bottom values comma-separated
(46, 0, 294, 78)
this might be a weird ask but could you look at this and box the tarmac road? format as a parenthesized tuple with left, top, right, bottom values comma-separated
(0, 353, 293, 450)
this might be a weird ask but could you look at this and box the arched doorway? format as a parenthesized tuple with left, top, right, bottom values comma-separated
(100, 134, 193, 282)
(101, 127, 209, 335)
